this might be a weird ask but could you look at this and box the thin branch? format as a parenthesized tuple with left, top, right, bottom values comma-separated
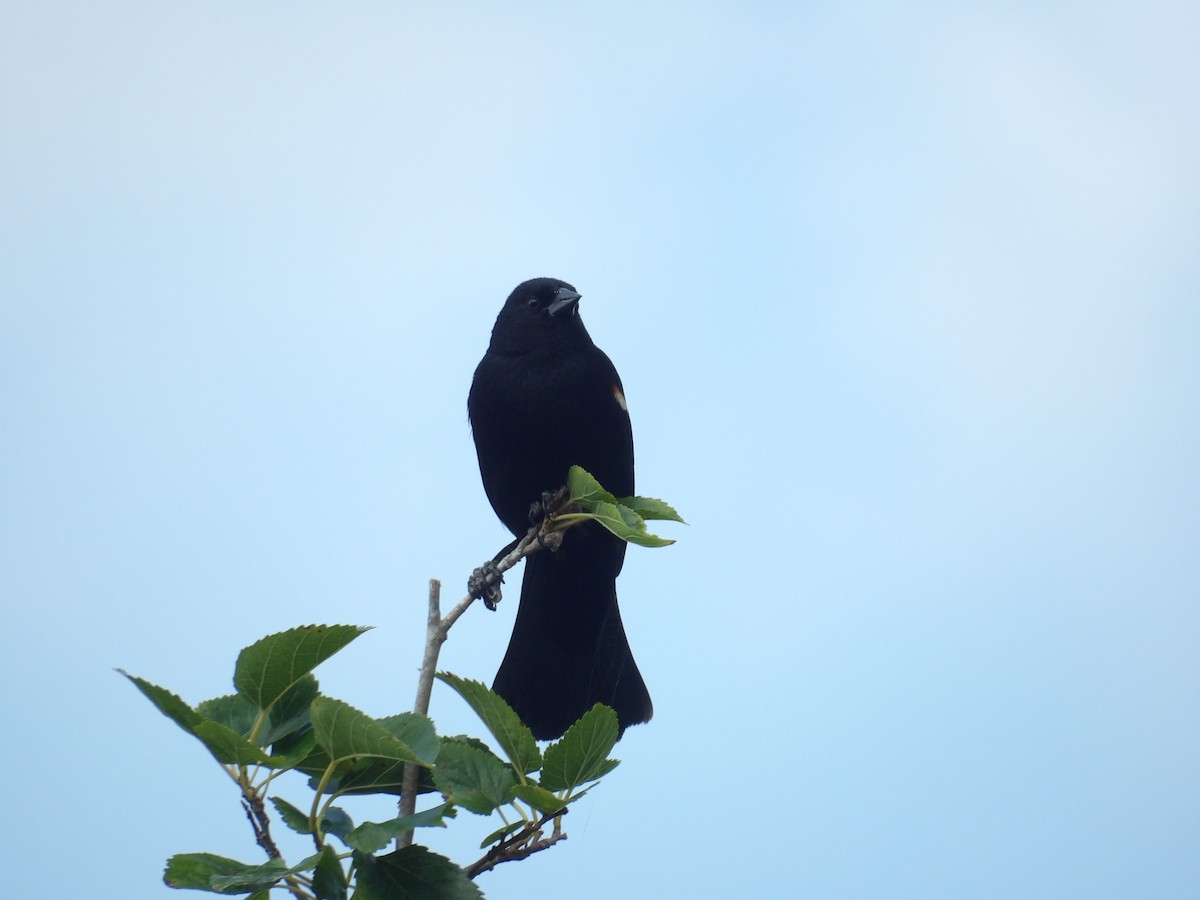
(396, 578, 442, 847)
(397, 523, 558, 847)
(414, 578, 444, 719)
(464, 810, 568, 879)
(240, 789, 280, 860)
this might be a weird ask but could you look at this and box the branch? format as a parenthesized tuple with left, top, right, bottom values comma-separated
(464, 810, 568, 879)
(396, 522, 558, 847)
(240, 789, 280, 860)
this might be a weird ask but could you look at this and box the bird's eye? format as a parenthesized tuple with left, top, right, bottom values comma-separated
(526, 297, 540, 309)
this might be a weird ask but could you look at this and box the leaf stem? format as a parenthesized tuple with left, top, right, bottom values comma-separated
(545, 512, 594, 529)
(310, 763, 338, 848)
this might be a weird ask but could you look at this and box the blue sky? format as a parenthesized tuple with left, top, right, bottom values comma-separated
(2, 2, 1197, 897)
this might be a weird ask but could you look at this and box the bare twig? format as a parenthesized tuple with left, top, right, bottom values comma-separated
(464, 810, 569, 879)
(241, 790, 280, 859)
(397, 523, 558, 847)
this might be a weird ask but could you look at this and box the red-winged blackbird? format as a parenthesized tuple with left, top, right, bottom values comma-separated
(468, 277, 652, 740)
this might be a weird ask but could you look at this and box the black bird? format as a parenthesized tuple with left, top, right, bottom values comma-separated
(468, 277, 652, 740)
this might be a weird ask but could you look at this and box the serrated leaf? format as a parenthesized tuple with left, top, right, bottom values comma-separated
(163, 853, 249, 891)
(433, 739, 516, 815)
(268, 796, 351, 840)
(209, 852, 324, 891)
(196, 693, 259, 738)
(324, 758, 412, 796)
(311, 845, 347, 900)
(343, 802, 456, 853)
(479, 821, 525, 848)
(310, 696, 424, 772)
(271, 796, 312, 835)
(259, 673, 319, 745)
(376, 712, 439, 766)
(120, 671, 284, 767)
(353, 846, 483, 900)
(512, 783, 567, 816)
(618, 494, 686, 524)
(121, 670, 204, 732)
(191, 720, 287, 766)
(285, 718, 436, 797)
(271, 725, 319, 767)
(540, 704, 620, 792)
(564, 467, 680, 546)
(322, 806, 355, 840)
(234, 625, 368, 713)
(591, 500, 675, 548)
(441, 734, 493, 754)
(566, 465, 618, 506)
(296, 746, 420, 796)
(435, 673, 541, 774)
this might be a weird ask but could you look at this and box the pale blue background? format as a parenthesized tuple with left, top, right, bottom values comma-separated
(2, 2, 1197, 897)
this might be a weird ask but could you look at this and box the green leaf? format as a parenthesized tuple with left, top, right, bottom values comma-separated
(433, 739, 516, 815)
(294, 738, 425, 796)
(310, 696, 425, 772)
(208, 852, 324, 891)
(343, 802, 456, 854)
(479, 821, 525, 848)
(269, 795, 351, 840)
(259, 673, 320, 745)
(191, 720, 286, 766)
(197, 678, 319, 752)
(564, 466, 680, 546)
(566, 465, 618, 505)
(311, 846, 347, 900)
(376, 712, 440, 766)
(234, 625, 368, 713)
(271, 796, 312, 835)
(618, 494, 686, 524)
(310, 732, 453, 798)
(512, 783, 567, 816)
(590, 499, 676, 548)
(119, 671, 284, 767)
(163, 853, 249, 891)
(440, 734, 493, 754)
(269, 723, 318, 766)
(540, 704, 620, 792)
(435, 673, 541, 774)
(321, 757, 412, 796)
(322, 806, 355, 841)
(353, 846, 483, 900)
(120, 670, 204, 732)
(196, 693, 259, 738)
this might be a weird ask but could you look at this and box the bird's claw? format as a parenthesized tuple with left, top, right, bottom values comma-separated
(468, 561, 504, 611)
(528, 487, 569, 524)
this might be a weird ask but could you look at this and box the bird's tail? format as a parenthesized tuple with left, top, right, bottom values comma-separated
(492, 538, 652, 741)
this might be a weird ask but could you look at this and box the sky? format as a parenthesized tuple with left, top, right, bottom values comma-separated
(2, 2, 1198, 897)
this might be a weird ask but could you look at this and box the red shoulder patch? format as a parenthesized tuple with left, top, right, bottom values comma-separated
(612, 384, 628, 411)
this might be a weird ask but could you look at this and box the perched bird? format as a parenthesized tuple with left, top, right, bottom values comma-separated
(468, 277, 652, 740)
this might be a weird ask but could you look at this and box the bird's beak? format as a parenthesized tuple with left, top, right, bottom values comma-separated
(547, 287, 582, 317)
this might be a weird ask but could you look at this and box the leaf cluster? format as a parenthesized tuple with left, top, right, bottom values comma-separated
(121, 626, 621, 899)
(551, 465, 685, 547)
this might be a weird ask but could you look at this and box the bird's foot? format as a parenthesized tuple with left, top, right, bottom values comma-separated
(528, 487, 571, 548)
(468, 561, 504, 611)
(527, 489, 558, 527)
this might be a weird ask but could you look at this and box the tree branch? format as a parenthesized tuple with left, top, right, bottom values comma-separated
(396, 522, 558, 847)
(464, 810, 568, 879)
(241, 789, 280, 860)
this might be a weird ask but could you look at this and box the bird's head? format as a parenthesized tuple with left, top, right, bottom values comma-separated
(489, 277, 592, 354)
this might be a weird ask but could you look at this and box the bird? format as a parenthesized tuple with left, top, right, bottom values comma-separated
(467, 277, 652, 740)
